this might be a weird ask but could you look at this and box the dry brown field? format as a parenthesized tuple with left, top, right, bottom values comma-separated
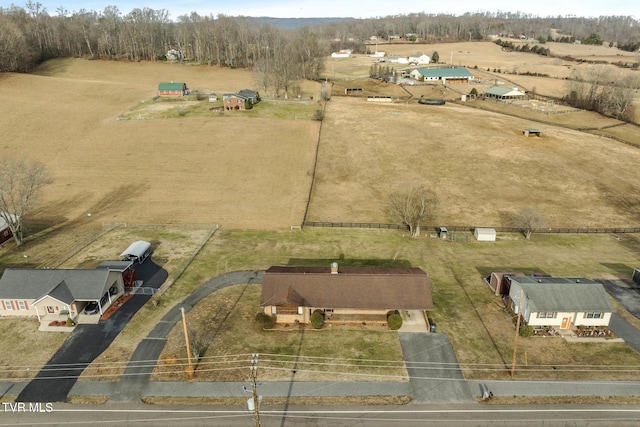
(0, 59, 319, 230)
(308, 97, 640, 228)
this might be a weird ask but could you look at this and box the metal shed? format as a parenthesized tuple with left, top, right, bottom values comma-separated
(474, 228, 496, 241)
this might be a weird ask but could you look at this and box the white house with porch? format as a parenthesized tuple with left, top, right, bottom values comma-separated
(507, 276, 615, 330)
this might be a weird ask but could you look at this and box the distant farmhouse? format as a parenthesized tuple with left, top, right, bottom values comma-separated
(158, 82, 189, 97)
(387, 55, 409, 64)
(260, 264, 433, 325)
(409, 67, 474, 84)
(408, 53, 430, 65)
(331, 50, 352, 58)
(222, 89, 260, 111)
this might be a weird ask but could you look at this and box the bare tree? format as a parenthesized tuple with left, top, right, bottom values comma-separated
(188, 328, 212, 371)
(387, 186, 438, 237)
(512, 207, 546, 239)
(0, 158, 52, 246)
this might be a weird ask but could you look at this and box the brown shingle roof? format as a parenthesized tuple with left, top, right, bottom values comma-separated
(261, 266, 433, 310)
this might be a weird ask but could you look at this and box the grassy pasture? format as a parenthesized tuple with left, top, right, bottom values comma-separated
(308, 97, 640, 228)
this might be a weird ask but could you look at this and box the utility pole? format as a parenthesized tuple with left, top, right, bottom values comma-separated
(181, 307, 193, 379)
(250, 353, 260, 427)
(511, 289, 523, 379)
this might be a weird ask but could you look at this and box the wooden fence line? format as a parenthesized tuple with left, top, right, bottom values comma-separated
(302, 221, 640, 234)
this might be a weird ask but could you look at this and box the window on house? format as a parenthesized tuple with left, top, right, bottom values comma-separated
(537, 312, 557, 319)
(271, 306, 277, 315)
(2, 300, 12, 310)
(18, 300, 26, 310)
(585, 312, 603, 319)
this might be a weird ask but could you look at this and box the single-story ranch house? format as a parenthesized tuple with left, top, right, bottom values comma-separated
(260, 264, 433, 324)
(0, 262, 132, 324)
(507, 276, 615, 330)
(158, 82, 189, 97)
(409, 67, 474, 84)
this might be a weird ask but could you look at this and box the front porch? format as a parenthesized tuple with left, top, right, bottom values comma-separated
(38, 312, 76, 332)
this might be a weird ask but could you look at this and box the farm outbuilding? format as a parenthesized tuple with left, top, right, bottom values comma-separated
(474, 228, 496, 241)
(409, 67, 474, 84)
(483, 86, 526, 100)
(158, 82, 188, 97)
(0, 214, 16, 246)
(486, 272, 526, 296)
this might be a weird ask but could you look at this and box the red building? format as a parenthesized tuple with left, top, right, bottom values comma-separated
(0, 215, 15, 246)
(157, 82, 188, 97)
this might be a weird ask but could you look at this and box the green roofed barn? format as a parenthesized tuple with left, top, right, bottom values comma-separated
(158, 82, 188, 97)
(408, 67, 474, 84)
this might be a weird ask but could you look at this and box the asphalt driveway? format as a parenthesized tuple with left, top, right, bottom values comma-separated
(16, 260, 167, 403)
(600, 279, 640, 353)
(399, 333, 474, 403)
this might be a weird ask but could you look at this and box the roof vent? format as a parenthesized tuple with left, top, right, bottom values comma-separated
(331, 262, 338, 274)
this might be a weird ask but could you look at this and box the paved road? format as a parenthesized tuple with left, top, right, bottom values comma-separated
(15, 260, 167, 403)
(3, 402, 640, 427)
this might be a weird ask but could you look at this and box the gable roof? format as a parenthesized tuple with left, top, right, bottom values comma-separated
(238, 89, 257, 98)
(0, 268, 114, 302)
(412, 67, 473, 78)
(0, 213, 18, 230)
(261, 266, 433, 310)
(158, 82, 186, 91)
(120, 240, 151, 258)
(484, 86, 525, 97)
(510, 277, 615, 313)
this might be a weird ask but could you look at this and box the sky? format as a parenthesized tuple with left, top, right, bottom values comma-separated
(2, 0, 637, 20)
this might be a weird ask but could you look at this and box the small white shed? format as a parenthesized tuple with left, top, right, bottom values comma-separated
(474, 228, 496, 242)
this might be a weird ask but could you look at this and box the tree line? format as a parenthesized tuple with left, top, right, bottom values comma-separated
(0, 2, 326, 99)
(3, 3, 639, 74)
